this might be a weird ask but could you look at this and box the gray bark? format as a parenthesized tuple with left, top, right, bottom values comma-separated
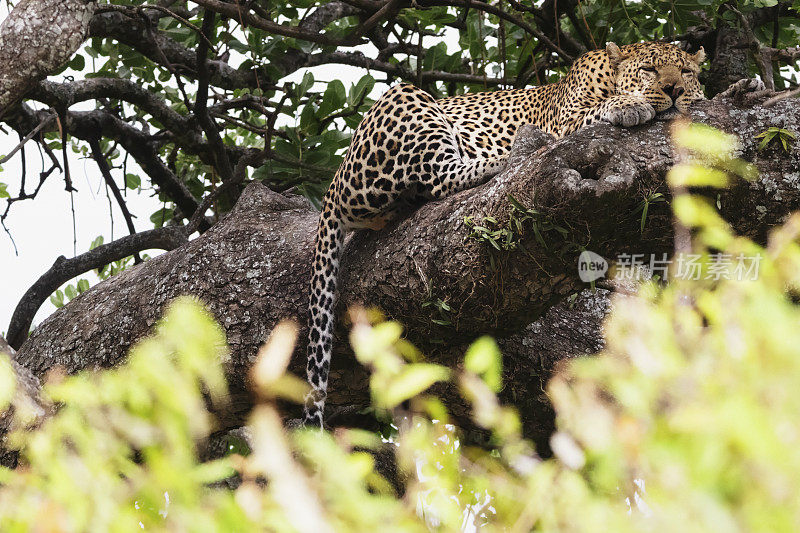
(12, 91, 800, 444)
(705, 27, 751, 97)
(0, 337, 45, 467)
(0, 0, 95, 115)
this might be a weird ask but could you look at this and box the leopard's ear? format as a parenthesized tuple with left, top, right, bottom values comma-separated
(606, 42, 626, 68)
(689, 46, 706, 65)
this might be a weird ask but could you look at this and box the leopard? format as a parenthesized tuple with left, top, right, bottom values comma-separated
(303, 41, 706, 427)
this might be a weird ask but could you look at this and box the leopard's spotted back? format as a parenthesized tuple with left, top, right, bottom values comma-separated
(303, 42, 706, 427)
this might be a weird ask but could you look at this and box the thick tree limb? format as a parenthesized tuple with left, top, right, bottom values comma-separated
(12, 93, 800, 443)
(31, 79, 193, 138)
(0, 0, 95, 115)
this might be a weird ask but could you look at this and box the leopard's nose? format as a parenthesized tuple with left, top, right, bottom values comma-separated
(663, 84, 685, 100)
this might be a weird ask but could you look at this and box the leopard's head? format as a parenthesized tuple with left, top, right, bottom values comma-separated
(607, 41, 706, 114)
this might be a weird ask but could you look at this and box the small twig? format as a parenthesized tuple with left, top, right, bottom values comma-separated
(54, 113, 74, 192)
(266, 90, 291, 154)
(195, 10, 235, 182)
(1, 218, 18, 256)
(347, 0, 400, 42)
(89, 137, 143, 263)
(318, 88, 369, 130)
(497, 0, 507, 89)
(764, 86, 800, 107)
(416, 22, 423, 87)
(19, 141, 27, 195)
(210, 111, 267, 135)
(0, 114, 54, 165)
(575, 0, 597, 49)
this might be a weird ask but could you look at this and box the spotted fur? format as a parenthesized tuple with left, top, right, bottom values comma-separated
(303, 41, 706, 427)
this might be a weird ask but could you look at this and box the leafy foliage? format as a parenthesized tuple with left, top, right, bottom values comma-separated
(756, 127, 797, 151)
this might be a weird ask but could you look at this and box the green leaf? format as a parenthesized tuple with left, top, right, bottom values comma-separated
(640, 200, 649, 233)
(50, 290, 65, 308)
(465, 336, 503, 392)
(0, 182, 9, 199)
(674, 123, 739, 156)
(668, 164, 729, 188)
(298, 71, 315, 96)
(348, 75, 375, 108)
(150, 207, 174, 228)
(320, 80, 347, 116)
(76, 279, 90, 293)
(758, 132, 776, 150)
(377, 363, 450, 409)
(0, 354, 16, 413)
(192, 458, 236, 484)
(90, 235, 104, 250)
(65, 284, 77, 301)
(68, 54, 85, 72)
(124, 173, 141, 190)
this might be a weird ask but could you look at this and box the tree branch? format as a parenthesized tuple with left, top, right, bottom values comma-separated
(415, 0, 574, 62)
(194, 11, 234, 183)
(30, 79, 198, 147)
(88, 11, 275, 91)
(189, 0, 376, 47)
(4, 104, 205, 221)
(66, 110, 204, 222)
(6, 226, 189, 350)
(0, 114, 55, 165)
(306, 51, 508, 86)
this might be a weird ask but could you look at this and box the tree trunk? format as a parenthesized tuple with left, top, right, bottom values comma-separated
(704, 27, 751, 97)
(0, 0, 95, 115)
(12, 91, 800, 446)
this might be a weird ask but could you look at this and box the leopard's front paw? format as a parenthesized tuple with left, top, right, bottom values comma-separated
(720, 78, 767, 98)
(601, 100, 656, 128)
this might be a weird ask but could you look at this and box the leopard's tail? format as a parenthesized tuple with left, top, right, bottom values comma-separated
(303, 199, 346, 428)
